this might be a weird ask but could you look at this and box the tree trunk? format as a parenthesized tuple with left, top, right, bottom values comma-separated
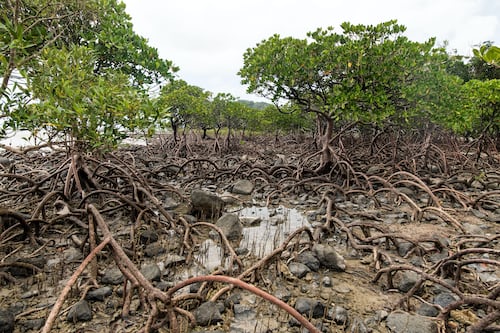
(213, 127, 221, 152)
(225, 126, 231, 148)
(320, 116, 334, 164)
(171, 118, 178, 143)
(316, 114, 334, 173)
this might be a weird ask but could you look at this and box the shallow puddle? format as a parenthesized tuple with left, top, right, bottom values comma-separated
(238, 205, 311, 257)
(191, 205, 311, 273)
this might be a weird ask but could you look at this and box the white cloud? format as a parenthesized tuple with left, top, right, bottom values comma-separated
(122, 0, 499, 100)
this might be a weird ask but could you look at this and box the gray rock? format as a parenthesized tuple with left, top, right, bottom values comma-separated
(224, 293, 242, 309)
(322, 276, 333, 287)
(193, 301, 223, 326)
(333, 283, 352, 294)
(409, 256, 424, 267)
(386, 312, 437, 333)
(66, 300, 92, 322)
(375, 310, 389, 321)
(235, 247, 249, 256)
(312, 243, 346, 271)
(463, 222, 483, 235)
(470, 180, 483, 190)
(366, 165, 384, 176)
(478, 271, 500, 283)
(239, 216, 261, 226)
(0, 309, 14, 333)
(101, 267, 123, 285)
(215, 213, 243, 241)
(139, 230, 159, 245)
(189, 282, 203, 293)
(333, 306, 349, 325)
(164, 165, 180, 175)
(155, 281, 175, 291)
(7, 256, 46, 277)
(396, 187, 415, 197)
(144, 242, 165, 257)
(231, 180, 254, 195)
(140, 263, 161, 282)
(21, 318, 44, 331)
(20, 290, 39, 299)
(233, 304, 256, 321)
(7, 303, 22, 316)
(191, 189, 224, 218)
(397, 242, 414, 257)
(85, 286, 112, 301)
(0, 157, 12, 167)
(296, 250, 320, 271)
(164, 197, 179, 210)
(349, 318, 369, 333)
(487, 213, 500, 222)
(433, 292, 459, 308)
(182, 214, 197, 224)
(431, 279, 456, 295)
(428, 249, 449, 264)
(306, 211, 318, 223)
(63, 247, 83, 262)
(288, 261, 310, 278)
(417, 303, 439, 317)
(274, 154, 287, 166)
(220, 191, 238, 204)
(164, 254, 186, 268)
(274, 286, 292, 302)
(398, 271, 419, 292)
(294, 297, 325, 318)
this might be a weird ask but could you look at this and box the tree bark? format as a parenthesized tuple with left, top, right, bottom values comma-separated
(170, 118, 178, 143)
(317, 114, 334, 172)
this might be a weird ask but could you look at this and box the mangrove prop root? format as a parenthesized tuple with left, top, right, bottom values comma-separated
(166, 275, 321, 333)
(41, 236, 111, 333)
(1, 134, 499, 333)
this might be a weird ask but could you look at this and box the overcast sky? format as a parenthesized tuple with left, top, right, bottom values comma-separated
(122, 0, 499, 101)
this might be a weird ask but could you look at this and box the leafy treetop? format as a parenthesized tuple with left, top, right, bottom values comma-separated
(1, 0, 177, 150)
(22, 46, 156, 150)
(474, 43, 500, 68)
(239, 20, 438, 125)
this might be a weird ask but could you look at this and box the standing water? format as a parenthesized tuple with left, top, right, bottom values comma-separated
(192, 205, 310, 272)
(238, 205, 310, 257)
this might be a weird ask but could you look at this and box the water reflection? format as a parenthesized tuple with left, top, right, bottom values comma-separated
(189, 205, 310, 274)
(239, 205, 310, 257)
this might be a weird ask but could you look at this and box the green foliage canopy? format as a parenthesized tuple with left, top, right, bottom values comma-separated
(21, 46, 155, 149)
(474, 44, 500, 68)
(239, 20, 439, 125)
(463, 79, 500, 136)
(1, 0, 177, 93)
(0, 0, 98, 93)
(84, 0, 178, 86)
(157, 80, 210, 139)
(263, 103, 314, 135)
(1, 0, 178, 149)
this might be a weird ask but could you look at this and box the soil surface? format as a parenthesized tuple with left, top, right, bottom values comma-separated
(0, 135, 498, 333)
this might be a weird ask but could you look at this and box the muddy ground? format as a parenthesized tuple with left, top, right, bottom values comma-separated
(0, 135, 498, 333)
